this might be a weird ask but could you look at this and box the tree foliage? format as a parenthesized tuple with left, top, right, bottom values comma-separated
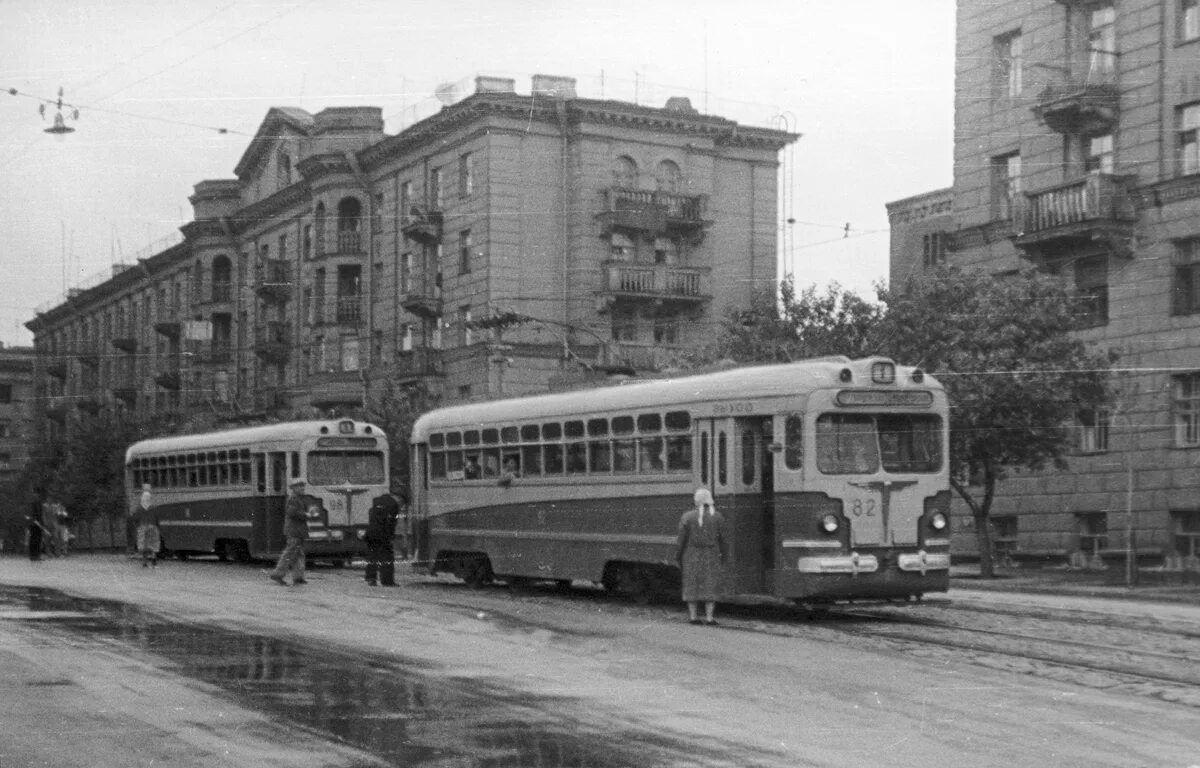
(360, 380, 440, 500)
(698, 278, 883, 364)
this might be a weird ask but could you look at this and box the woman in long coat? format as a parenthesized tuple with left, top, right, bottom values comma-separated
(676, 487, 728, 625)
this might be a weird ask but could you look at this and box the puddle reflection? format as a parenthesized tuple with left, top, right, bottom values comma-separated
(0, 585, 720, 767)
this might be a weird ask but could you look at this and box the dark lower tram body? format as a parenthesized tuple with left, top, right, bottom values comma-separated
(419, 488, 950, 604)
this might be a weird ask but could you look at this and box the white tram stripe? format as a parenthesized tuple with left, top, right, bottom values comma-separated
(158, 520, 253, 528)
(434, 528, 675, 547)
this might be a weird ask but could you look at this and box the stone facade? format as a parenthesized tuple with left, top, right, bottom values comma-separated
(889, 1, 1200, 566)
(0, 344, 34, 550)
(26, 75, 796, 433)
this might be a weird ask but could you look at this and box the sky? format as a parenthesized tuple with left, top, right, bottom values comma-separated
(0, 0, 956, 348)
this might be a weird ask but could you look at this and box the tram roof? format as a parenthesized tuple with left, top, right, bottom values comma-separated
(412, 357, 941, 439)
(126, 419, 386, 461)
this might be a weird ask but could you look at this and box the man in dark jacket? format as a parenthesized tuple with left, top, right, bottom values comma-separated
(364, 491, 399, 586)
(269, 479, 310, 586)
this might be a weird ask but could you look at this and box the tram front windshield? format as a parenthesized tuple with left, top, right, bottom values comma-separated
(307, 450, 387, 486)
(816, 414, 942, 474)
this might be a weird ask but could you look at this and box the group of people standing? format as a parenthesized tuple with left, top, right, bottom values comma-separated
(24, 497, 71, 561)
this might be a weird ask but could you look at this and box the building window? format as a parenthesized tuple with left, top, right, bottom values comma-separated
(1077, 408, 1111, 453)
(612, 156, 638, 189)
(1180, 103, 1200, 176)
(0, 383, 11, 403)
(373, 193, 384, 233)
(1087, 6, 1117, 78)
(1074, 255, 1109, 327)
(1085, 133, 1114, 174)
(459, 229, 472, 275)
(1173, 238, 1200, 314)
(341, 337, 360, 372)
(922, 232, 947, 268)
(610, 233, 635, 260)
(0, 421, 9, 438)
(400, 180, 413, 223)
(655, 160, 681, 193)
(994, 30, 1023, 99)
(302, 225, 312, 260)
(991, 152, 1022, 221)
(1172, 510, 1200, 557)
(459, 152, 474, 198)
(1174, 372, 1200, 446)
(653, 310, 678, 344)
(400, 324, 414, 352)
(1076, 512, 1108, 556)
(653, 237, 678, 265)
(612, 307, 637, 342)
(0, 452, 11, 471)
(1183, 0, 1199, 42)
(459, 305, 472, 347)
(430, 167, 443, 209)
(277, 152, 291, 187)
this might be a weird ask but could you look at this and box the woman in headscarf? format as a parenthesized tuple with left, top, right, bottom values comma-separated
(676, 487, 728, 625)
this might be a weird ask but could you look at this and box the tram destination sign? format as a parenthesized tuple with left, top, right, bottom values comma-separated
(836, 390, 934, 407)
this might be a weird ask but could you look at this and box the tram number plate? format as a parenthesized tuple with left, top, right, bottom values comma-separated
(845, 496, 878, 518)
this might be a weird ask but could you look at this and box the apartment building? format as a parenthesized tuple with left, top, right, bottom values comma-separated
(0, 344, 34, 549)
(888, 1, 1200, 566)
(26, 74, 796, 433)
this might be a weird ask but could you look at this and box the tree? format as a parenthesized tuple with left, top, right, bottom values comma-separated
(695, 278, 883, 365)
(875, 268, 1115, 577)
(360, 380, 440, 500)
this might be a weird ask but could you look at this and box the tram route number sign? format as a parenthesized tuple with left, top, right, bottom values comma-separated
(845, 495, 878, 518)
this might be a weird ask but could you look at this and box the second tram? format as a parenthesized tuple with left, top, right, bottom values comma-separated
(125, 419, 389, 564)
(409, 356, 950, 605)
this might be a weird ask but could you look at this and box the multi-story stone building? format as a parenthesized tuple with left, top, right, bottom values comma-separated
(26, 75, 796, 434)
(0, 344, 34, 550)
(888, 1, 1200, 567)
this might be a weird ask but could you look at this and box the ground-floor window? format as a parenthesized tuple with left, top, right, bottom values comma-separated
(990, 515, 1018, 557)
(1171, 510, 1200, 557)
(1075, 511, 1108, 555)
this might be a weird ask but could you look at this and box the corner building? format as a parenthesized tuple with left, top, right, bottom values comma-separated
(27, 75, 796, 432)
(888, 1, 1200, 567)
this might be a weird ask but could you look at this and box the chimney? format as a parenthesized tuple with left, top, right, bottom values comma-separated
(475, 76, 516, 94)
(531, 74, 577, 100)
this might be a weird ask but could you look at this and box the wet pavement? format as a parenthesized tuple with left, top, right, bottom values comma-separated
(0, 584, 720, 768)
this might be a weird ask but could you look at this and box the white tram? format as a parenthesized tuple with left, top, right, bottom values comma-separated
(410, 357, 951, 604)
(125, 420, 389, 564)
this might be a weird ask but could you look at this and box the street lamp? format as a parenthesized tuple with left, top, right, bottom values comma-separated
(41, 87, 77, 140)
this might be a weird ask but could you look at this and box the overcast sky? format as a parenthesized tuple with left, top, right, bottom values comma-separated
(0, 0, 955, 347)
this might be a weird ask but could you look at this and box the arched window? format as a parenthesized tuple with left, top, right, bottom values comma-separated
(655, 160, 681, 193)
(336, 197, 363, 253)
(612, 156, 638, 189)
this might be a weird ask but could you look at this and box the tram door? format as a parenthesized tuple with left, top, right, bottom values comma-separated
(695, 417, 776, 595)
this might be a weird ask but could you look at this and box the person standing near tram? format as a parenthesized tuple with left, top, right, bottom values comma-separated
(364, 489, 399, 587)
(133, 484, 160, 568)
(676, 487, 728, 625)
(269, 479, 309, 586)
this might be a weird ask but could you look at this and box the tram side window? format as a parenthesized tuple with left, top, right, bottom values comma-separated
(742, 430, 756, 486)
(430, 451, 447, 479)
(666, 435, 692, 471)
(717, 432, 728, 485)
(785, 415, 804, 470)
(639, 436, 665, 472)
(543, 421, 564, 474)
(701, 431, 709, 484)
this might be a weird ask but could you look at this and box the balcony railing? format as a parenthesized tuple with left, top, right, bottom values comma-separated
(401, 279, 443, 319)
(600, 343, 686, 373)
(199, 341, 233, 365)
(601, 263, 711, 303)
(400, 207, 444, 247)
(254, 260, 291, 303)
(45, 357, 68, 379)
(394, 347, 444, 379)
(598, 188, 708, 235)
(1016, 174, 1138, 258)
(111, 333, 138, 354)
(1031, 55, 1119, 134)
(154, 309, 181, 338)
(335, 296, 363, 325)
(336, 229, 363, 254)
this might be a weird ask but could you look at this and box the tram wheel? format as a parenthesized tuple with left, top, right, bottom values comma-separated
(175, 550, 189, 561)
(462, 556, 493, 589)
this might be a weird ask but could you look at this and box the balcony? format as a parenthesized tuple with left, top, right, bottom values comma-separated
(45, 396, 69, 422)
(154, 310, 181, 338)
(401, 281, 442, 319)
(335, 296, 363, 325)
(400, 207, 444, 247)
(77, 395, 103, 415)
(197, 281, 233, 306)
(600, 262, 712, 305)
(336, 229, 364, 254)
(600, 343, 686, 374)
(597, 188, 709, 238)
(75, 342, 100, 368)
(308, 370, 365, 410)
(1031, 57, 1119, 135)
(254, 260, 292, 303)
(1014, 174, 1138, 259)
(154, 370, 181, 390)
(394, 347, 444, 380)
(254, 321, 289, 364)
(112, 386, 137, 406)
(45, 357, 67, 379)
(111, 335, 138, 354)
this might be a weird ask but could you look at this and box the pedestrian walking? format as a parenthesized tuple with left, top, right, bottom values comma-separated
(364, 489, 400, 586)
(269, 479, 310, 586)
(26, 499, 44, 561)
(133, 484, 160, 568)
(676, 487, 728, 626)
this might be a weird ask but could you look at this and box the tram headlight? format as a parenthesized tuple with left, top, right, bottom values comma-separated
(929, 512, 948, 531)
(820, 514, 840, 534)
